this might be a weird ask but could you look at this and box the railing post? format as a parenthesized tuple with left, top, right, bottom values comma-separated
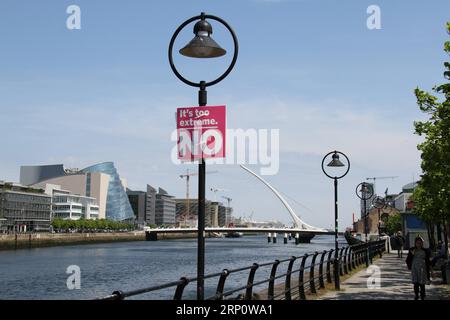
(245, 263, 259, 300)
(357, 245, 363, 266)
(215, 270, 229, 300)
(309, 252, 319, 295)
(348, 246, 353, 272)
(380, 240, 384, 258)
(318, 250, 327, 289)
(342, 247, 349, 275)
(350, 246, 356, 269)
(299, 254, 309, 300)
(326, 249, 334, 284)
(284, 256, 297, 301)
(268, 260, 280, 300)
(174, 277, 190, 300)
(339, 247, 345, 276)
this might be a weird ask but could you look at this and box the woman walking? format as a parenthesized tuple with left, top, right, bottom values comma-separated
(406, 236, 431, 300)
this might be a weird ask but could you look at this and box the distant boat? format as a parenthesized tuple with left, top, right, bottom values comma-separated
(211, 232, 224, 238)
(225, 231, 243, 238)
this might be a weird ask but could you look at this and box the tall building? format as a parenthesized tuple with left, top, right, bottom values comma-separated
(0, 181, 52, 232)
(20, 162, 133, 221)
(155, 188, 176, 226)
(127, 190, 146, 223)
(126, 184, 157, 225)
(218, 204, 227, 227)
(146, 185, 157, 225)
(210, 202, 220, 227)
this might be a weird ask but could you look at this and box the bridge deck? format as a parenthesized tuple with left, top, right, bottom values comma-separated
(146, 227, 334, 235)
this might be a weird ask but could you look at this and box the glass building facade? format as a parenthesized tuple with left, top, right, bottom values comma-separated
(81, 162, 134, 221)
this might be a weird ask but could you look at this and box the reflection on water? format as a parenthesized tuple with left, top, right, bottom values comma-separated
(0, 235, 346, 299)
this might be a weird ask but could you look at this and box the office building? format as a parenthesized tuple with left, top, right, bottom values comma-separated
(127, 185, 157, 225)
(155, 188, 176, 226)
(0, 181, 52, 232)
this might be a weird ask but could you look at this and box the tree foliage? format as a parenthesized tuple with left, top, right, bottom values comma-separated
(385, 213, 402, 236)
(52, 218, 134, 232)
(412, 22, 450, 255)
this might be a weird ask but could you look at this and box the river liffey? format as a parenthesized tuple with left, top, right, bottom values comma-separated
(0, 234, 347, 299)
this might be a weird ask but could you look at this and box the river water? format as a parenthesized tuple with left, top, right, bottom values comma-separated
(0, 235, 347, 299)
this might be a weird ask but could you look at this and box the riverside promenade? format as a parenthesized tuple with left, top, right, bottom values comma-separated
(319, 252, 450, 300)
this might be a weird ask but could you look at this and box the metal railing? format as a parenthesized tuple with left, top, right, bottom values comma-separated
(98, 239, 387, 300)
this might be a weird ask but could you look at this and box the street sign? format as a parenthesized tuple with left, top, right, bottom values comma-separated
(177, 105, 226, 161)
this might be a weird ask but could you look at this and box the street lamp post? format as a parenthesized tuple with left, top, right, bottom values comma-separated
(321, 150, 350, 290)
(168, 13, 238, 300)
(356, 182, 374, 242)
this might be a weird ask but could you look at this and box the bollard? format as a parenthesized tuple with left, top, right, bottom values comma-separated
(267, 233, 271, 243)
(386, 237, 390, 253)
(273, 233, 277, 244)
(284, 233, 288, 244)
(295, 233, 300, 245)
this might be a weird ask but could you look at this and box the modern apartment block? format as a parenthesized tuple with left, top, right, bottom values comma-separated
(52, 191, 99, 220)
(0, 181, 52, 232)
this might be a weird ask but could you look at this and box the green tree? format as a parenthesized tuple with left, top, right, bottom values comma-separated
(413, 22, 450, 257)
(385, 213, 402, 236)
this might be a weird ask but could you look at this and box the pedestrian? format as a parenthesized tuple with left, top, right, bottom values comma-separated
(406, 236, 431, 300)
(397, 231, 405, 258)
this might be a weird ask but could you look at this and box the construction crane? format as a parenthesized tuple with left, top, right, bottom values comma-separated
(179, 169, 218, 226)
(221, 195, 232, 207)
(366, 176, 399, 195)
(210, 187, 229, 201)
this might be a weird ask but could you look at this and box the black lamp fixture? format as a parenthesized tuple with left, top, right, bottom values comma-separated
(327, 152, 345, 167)
(179, 17, 226, 58)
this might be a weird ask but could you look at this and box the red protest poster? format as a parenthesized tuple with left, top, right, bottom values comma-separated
(176, 105, 226, 161)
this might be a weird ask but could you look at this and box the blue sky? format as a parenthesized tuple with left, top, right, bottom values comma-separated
(0, 0, 449, 229)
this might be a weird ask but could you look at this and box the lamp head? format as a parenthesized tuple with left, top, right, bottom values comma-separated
(179, 18, 226, 58)
(327, 152, 345, 167)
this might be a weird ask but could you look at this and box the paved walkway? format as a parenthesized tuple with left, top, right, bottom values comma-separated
(319, 253, 450, 300)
